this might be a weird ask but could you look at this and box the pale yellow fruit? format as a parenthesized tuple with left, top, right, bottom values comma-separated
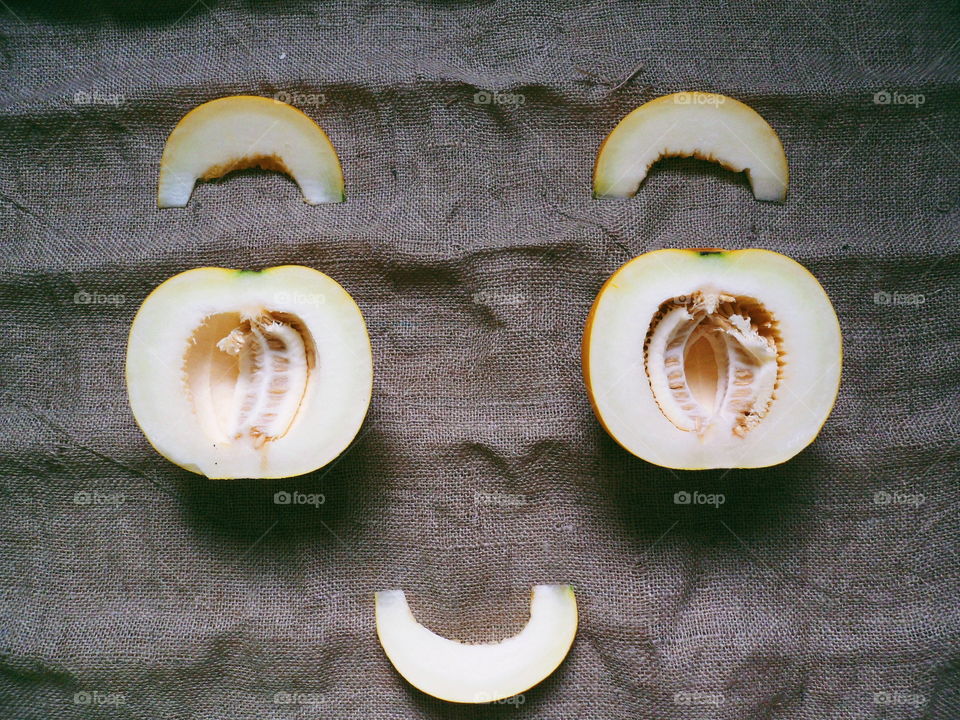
(375, 585, 577, 703)
(126, 266, 371, 479)
(157, 95, 344, 207)
(594, 91, 788, 202)
(583, 249, 842, 469)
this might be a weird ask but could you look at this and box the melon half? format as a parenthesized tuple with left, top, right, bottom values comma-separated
(125, 266, 372, 479)
(582, 249, 842, 469)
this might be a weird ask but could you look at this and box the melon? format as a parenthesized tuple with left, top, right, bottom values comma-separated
(157, 95, 344, 207)
(593, 91, 788, 202)
(582, 249, 842, 469)
(375, 585, 577, 703)
(125, 266, 371, 479)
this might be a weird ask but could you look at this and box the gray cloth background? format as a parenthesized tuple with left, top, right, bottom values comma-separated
(1, 1, 958, 718)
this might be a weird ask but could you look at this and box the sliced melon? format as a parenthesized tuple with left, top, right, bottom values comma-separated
(582, 249, 841, 469)
(593, 91, 788, 202)
(125, 266, 371, 479)
(157, 95, 344, 208)
(375, 584, 577, 703)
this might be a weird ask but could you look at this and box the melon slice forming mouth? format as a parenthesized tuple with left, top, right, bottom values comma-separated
(582, 249, 842, 469)
(157, 95, 345, 207)
(125, 266, 372, 479)
(375, 584, 578, 703)
(593, 91, 789, 202)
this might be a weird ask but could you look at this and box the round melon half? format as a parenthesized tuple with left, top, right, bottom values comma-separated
(126, 266, 372, 479)
(583, 249, 842, 469)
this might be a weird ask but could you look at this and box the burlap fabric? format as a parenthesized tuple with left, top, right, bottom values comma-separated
(1, 1, 958, 718)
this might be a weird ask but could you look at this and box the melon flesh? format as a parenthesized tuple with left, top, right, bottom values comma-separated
(375, 585, 577, 703)
(582, 249, 842, 469)
(157, 95, 344, 207)
(593, 91, 788, 202)
(125, 266, 371, 479)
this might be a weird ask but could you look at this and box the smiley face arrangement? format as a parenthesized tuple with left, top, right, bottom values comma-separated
(119, 92, 840, 704)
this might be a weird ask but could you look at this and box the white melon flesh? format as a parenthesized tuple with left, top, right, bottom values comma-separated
(583, 249, 842, 469)
(157, 95, 344, 207)
(126, 266, 372, 479)
(375, 585, 577, 703)
(594, 91, 788, 202)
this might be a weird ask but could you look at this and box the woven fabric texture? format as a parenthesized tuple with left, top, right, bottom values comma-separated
(1, 1, 958, 718)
